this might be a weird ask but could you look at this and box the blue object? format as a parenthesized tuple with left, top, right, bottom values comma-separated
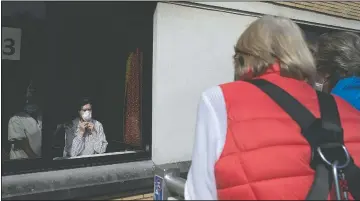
(332, 76, 360, 111)
(154, 175, 164, 200)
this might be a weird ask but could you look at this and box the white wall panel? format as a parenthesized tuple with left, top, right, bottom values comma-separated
(152, 3, 256, 164)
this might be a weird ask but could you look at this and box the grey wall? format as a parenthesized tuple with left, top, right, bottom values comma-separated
(2, 1, 46, 19)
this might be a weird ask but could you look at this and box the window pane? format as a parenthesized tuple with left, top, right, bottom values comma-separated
(2, 2, 47, 161)
(2, 2, 153, 164)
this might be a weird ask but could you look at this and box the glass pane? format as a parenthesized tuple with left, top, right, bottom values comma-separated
(2, 2, 152, 162)
(2, 2, 47, 161)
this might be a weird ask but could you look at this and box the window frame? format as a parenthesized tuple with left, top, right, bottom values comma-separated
(1, 1, 156, 176)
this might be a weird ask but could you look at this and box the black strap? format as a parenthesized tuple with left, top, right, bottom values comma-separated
(316, 91, 343, 135)
(306, 164, 331, 200)
(245, 79, 340, 200)
(246, 79, 317, 131)
(247, 79, 344, 148)
(316, 91, 360, 200)
(345, 162, 360, 200)
(315, 91, 360, 200)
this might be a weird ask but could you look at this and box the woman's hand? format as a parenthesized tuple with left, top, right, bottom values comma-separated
(87, 122, 96, 134)
(79, 122, 87, 135)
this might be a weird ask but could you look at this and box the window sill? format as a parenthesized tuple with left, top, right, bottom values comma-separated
(54, 150, 137, 160)
(2, 160, 154, 200)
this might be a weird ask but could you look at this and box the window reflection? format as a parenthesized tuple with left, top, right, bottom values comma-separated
(2, 2, 152, 164)
(2, 1, 47, 162)
(8, 82, 43, 160)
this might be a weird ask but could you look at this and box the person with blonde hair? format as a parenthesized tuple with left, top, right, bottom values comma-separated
(185, 16, 360, 200)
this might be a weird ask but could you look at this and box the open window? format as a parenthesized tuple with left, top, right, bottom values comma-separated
(2, 1, 156, 175)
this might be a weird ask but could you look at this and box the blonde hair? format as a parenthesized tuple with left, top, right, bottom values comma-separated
(234, 15, 316, 83)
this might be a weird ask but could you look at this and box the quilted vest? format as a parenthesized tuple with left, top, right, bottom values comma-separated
(215, 72, 360, 200)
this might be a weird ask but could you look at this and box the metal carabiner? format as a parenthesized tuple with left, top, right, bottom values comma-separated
(332, 161, 342, 200)
(317, 144, 351, 169)
(339, 171, 349, 200)
(317, 144, 351, 200)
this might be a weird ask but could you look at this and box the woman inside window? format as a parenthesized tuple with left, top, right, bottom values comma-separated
(63, 98, 108, 158)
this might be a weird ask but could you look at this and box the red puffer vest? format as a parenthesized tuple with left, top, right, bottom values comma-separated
(215, 71, 360, 200)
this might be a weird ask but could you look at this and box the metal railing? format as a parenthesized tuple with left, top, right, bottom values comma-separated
(154, 164, 187, 200)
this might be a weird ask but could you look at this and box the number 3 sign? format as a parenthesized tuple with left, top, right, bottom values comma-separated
(2, 27, 22, 60)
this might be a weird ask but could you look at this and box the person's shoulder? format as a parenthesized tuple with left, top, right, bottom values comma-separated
(333, 94, 360, 118)
(219, 80, 251, 90)
(93, 119, 103, 127)
(200, 86, 226, 110)
(8, 116, 19, 125)
(9, 112, 28, 123)
(201, 86, 223, 100)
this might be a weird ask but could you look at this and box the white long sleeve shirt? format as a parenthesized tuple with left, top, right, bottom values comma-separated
(185, 86, 228, 200)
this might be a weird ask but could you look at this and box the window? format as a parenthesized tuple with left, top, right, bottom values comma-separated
(296, 23, 351, 45)
(2, 2, 156, 175)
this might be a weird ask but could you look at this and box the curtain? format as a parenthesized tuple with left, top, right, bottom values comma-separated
(123, 48, 142, 147)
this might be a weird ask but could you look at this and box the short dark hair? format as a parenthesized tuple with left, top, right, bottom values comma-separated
(315, 31, 360, 77)
(77, 97, 92, 111)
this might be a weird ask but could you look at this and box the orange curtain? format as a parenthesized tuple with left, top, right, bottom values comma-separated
(123, 48, 142, 147)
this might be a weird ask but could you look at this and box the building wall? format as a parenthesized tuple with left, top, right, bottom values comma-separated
(197, 2, 360, 30)
(152, 2, 257, 165)
(272, 2, 360, 21)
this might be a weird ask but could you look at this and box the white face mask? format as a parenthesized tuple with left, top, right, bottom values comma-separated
(82, 111, 92, 122)
(314, 82, 324, 92)
(314, 73, 327, 92)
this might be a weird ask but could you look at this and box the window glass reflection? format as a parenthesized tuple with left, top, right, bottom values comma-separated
(8, 82, 43, 160)
(2, 1, 47, 161)
(2, 2, 152, 163)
